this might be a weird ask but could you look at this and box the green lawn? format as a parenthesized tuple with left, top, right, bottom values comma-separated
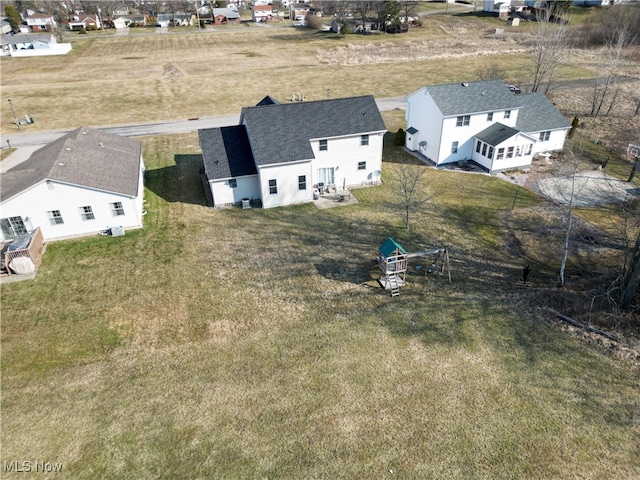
(2, 134, 638, 478)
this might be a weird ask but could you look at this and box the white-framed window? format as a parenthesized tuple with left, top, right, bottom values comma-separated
(48, 210, 64, 225)
(319, 139, 328, 151)
(110, 202, 125, 216)
(456, 115, 470, 127)
(497, 148, 504, 160)
(487, 112, 493, 121)
(525, 144, 533, 155)
(0, 216, 28, 239)
(228, 179, 237, 188)
(482, 144, 488, 157)
(451, 141, 459, 154)
(269, 179, 277, 195)
(79, 205, 95, 221)
(476, 141, 482, 153)
(298, 175, 306, 191)
(488, 146, 494, 159)
(504, 110, 511, 119)
(539, 131, 550, 141)
(360, 134, 369, 146)
(358, 161, 366, 170)
(506, 147, 514, 158)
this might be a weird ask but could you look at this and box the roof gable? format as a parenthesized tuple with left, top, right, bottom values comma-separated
(379, 237, 407, 258)
(1, 127, 142, 203)
(241, 95, 386, 166)
(425, 80, 522, 116)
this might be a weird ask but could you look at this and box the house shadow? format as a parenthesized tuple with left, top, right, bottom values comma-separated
(145, 154, 208, 206)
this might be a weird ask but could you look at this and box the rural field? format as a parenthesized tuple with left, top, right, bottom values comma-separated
(2, 8, 640, 479)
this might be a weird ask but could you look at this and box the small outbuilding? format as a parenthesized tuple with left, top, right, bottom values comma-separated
(377, 237, 407, 296)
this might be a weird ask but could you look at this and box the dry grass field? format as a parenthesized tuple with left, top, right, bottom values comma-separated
(2, 11, 640, 480)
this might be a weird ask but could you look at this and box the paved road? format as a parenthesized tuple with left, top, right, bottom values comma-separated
(0, 98, 406, 149)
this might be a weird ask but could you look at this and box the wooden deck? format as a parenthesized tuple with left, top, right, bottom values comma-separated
(1, 227, 45, 277)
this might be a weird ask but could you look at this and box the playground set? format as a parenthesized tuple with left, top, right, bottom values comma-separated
(376, 237, 451, 297)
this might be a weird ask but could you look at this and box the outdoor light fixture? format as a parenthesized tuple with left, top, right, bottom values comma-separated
(7, 98, 19, 130)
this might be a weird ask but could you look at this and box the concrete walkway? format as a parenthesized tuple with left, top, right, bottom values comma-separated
(1, 145, 44, 173)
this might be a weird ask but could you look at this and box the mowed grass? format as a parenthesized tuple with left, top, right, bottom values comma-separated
(0, 20, 592, 134)
(2, 134, 639, 478)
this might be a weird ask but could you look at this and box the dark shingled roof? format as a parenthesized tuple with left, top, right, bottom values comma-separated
(474, 122, 520, 146)
(198, 126, 257, 180)
(515, 92, 570, 133)
(256, 95, 281, 106)
(241, 95, 386, 166)
(1, 127, 142, 203)
(425, 80, 522, 117)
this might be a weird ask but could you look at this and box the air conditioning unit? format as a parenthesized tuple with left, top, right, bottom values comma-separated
(111, 226, 125, 236)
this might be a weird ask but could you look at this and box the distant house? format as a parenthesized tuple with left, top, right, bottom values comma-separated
(172, 13, 193, 26)
(198, 95, 386, 209)
(290, 2, 311, 21)
(212, 8, 240, 25)
(68, 14, 101, 31)
(25, 12, 56, 32)
(1, 18, 12, 34)
(112, 4, 130, 17)
(252, 4, 274, 22)
(156, 14, 173, 27)
(0, 34, 72, 57)
(113, 14, 146, 29)
(404, 80, 570, 173)
(0, 127, 145, 242)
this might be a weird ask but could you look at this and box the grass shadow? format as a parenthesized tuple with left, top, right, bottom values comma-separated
(145, 154, 207, 206)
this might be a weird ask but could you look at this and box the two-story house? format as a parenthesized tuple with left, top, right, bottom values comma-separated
(198, 95, 386, 209)
(404, 80, 570, 174)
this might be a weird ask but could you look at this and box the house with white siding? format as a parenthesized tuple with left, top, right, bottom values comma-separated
(1, 33, 72, 57)
(198, 95, 386, 209)
(404, 80, 570, 174)
(0, 127, 145, 242)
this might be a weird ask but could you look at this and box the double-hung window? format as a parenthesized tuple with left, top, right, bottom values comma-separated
(269, 179, 277, 195)
(319, 139, 328, 151)
(110, 202, 125, 216)
(360, 134, 369, 146)
(358, 161, 366, 171)
(79, 206, 95, 221)
(456, 115, 470, 127)
(228, 179, 237, 188)
(451, 141, 459, 154)
(48, 210, 64, 225)
(487, 112, 493, 121)
(504, 110, 511, 119)
(298, 175, 306, 191)
(539, 131, 550, 141)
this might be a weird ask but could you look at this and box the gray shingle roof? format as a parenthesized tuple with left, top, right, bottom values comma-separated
(198, 126, 257, 180)
(241, 95, 386, 166)
(474, 122, 520, 146)
(425, 80, 522, 116)
(1, 127, 142, 203)
(515, 93, 570, 133)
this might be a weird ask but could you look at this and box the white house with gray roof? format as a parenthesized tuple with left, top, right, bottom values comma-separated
(199, 95, 386, 209)
(0, 127, 145, 242)
(405, 80, 570, 174)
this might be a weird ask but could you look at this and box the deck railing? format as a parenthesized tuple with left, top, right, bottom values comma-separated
(2, 227, 44, 275)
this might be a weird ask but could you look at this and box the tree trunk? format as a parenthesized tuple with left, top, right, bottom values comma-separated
(621, 233, 640, 309)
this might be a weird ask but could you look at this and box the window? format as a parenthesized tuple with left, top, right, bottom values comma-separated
(506, 147, 514, 158)
(456, 115, 470, 127)
(488, 146, 494, 159)
(476, 141, 482, 153)
(319, 139, 328, 151)
(228, 179, 237, 188)
(0, 217, 27, 239)
(539, 131, 550, 141)
(482, 144, 488, 157)
(525, 144, 533, 155)
(497, 148, 504, 160)
(79, 205, 95, 221)
(269, 179, 277, 195)
(504, 110, 511, 119)
(360, 134, 369, 146)
(298, 175, 306, 191)
(358, 161, 366, 171)
(451, 141, 459, 154)
(487, 112, 493, 121)
(110, 202, 125, 216)
(48, 210, 64, 225)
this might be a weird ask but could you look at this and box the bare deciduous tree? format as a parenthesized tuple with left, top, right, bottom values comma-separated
(530, 8, 571, 94)
(387, 158, 431, 230)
